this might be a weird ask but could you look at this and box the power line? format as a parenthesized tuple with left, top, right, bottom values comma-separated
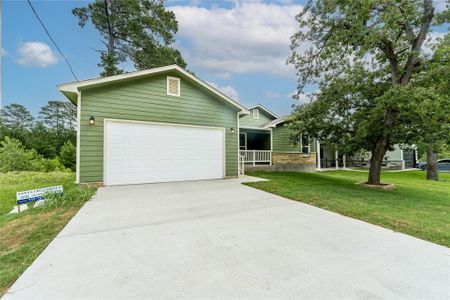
(26, 0, 79, 81)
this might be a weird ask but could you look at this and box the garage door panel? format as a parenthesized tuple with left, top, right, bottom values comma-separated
(105, 121, 224, 185)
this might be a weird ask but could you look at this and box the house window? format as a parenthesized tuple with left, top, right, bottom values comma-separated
(167, 76, 180, 96)
(252, 108, 259, 119)
(300, 134, 310, 155)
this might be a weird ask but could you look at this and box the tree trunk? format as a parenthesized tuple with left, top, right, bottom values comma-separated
(426, 150, 439, 181)
(367, 139, 387, 185)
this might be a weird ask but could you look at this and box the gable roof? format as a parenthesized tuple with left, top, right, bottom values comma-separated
(247, 104, 278, 119)
(262, 115, 292, 128)
(57, 64, 249, 114)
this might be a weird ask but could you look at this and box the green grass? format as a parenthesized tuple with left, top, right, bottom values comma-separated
(0, 172, 96, 296)
(245, 170, 450, 247)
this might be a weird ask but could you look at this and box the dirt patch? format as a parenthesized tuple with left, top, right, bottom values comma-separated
(392, 219, 412, 229)
(356, 181, 396, 191)
(0, 211, 54, 254)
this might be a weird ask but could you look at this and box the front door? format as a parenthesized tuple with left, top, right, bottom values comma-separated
(239, 133, 247, 150)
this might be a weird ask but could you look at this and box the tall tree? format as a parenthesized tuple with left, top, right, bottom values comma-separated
(38, 101, 76, 155)
(288, 0, 447, 185)
(39, 101, 76, 132)
(0, 103, 34, 143)
(73, 0, 187, 77)
(412, 34, 450, 180)
(0, 103, 34, 131)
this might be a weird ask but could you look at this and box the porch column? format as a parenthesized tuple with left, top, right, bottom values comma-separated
(335, 149, 339, 169)
(343, 154, 346, 168)
(316, 140, 321, 170)
(270, 129, 273, 166)
(400, 149, 405, 170)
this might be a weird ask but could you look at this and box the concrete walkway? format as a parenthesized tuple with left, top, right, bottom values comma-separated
(4, 177, 450, 299)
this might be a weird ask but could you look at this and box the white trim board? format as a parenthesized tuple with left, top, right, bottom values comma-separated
(75, 91, 81, 184)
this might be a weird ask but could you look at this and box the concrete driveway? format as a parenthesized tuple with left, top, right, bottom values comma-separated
(4, 176, 450, 299)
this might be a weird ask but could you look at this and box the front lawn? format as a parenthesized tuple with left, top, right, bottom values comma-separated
(0, 172, 96, 296)
(245, 170, 450, 247)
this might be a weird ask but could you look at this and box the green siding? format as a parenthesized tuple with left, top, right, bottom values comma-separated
(239, 109, 274, 127)
(79, 72, 239, 183)
(272, 124, 300, 152)
(272, 124, 317, 152)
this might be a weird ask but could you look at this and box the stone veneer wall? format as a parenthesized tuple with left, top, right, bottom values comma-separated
(272, 152, 316, 165)
(245, 152, 317, 173)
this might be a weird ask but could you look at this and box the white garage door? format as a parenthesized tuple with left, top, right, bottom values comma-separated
(104, 120, 225, 185)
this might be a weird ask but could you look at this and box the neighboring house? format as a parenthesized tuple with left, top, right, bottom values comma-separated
(317, 144, 417, 170)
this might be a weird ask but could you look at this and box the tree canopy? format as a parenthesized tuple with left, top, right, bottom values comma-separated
(411, 34, 450, 180)
(288, 0, 449, 185)
(73, 0, 187, 76)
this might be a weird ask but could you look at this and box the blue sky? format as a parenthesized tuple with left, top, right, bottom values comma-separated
(2, 0, 309, 117)
(3, 0, 447, 117)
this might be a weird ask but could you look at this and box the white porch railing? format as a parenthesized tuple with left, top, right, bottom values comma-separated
(240, 150, 272, 166)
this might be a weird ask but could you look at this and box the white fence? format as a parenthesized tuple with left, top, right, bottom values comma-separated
(240, 150, 272, 165)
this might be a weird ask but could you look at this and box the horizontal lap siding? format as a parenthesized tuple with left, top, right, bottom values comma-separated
(79, 74, 238, 183)
(272, 125, 300, 152)
(239, 110, 274, 127)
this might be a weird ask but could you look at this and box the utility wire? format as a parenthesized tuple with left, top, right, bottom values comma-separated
(26, 0, 79, 81)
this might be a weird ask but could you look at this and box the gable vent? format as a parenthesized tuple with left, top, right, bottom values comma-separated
(252, 108, 259, 119)
(167, 76, 180, 96)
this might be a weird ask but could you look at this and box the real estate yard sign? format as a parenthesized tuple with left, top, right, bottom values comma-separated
(16, 186, 63, 212)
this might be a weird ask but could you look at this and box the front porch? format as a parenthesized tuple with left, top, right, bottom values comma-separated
(238, 127, 317, 173)
(239, 128, 272, 165)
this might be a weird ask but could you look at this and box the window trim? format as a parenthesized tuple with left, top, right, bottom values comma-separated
(300, 134, 310, 155)
(252, 108, 259, 119)
(167, 76, 181, 97)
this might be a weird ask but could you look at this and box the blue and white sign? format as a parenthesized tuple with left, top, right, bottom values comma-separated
(16, 185, 64, 205)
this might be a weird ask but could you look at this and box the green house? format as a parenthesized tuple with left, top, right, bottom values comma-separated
(58, 65, 316, 186)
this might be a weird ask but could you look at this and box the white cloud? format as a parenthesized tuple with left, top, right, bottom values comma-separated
(170, 2, 302, 78)
(16, 42, 58, 67)
(1, 48, 6, 56)
(207, 81, 240, 101)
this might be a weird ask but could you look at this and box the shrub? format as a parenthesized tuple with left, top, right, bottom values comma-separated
(59, 141, 76, 171)
(0, 137, 33, 172)
(0, 137, 67, 172)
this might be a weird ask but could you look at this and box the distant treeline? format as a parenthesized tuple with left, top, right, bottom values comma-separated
(0, 101, 76, 172)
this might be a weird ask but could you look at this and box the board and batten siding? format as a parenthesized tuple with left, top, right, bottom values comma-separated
(79, 73, 239, 183)
(239, 110, 274, 128)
